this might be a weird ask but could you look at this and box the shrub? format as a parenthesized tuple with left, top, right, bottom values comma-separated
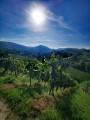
(37, 108, 61, 120)
(80, 81, 90, 94)
(3, 76, 15, 84)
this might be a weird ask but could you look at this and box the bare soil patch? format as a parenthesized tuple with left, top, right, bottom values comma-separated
(2, 84, 14, 90)
(29, 95, 55, 118)
(0, 99, 10, 120)
(30, 97, 48, 117)
(31, 98, 48, 113)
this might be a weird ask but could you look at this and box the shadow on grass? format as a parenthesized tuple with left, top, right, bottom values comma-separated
(0, 71, 5, 76)
(18, 83, 42, 99)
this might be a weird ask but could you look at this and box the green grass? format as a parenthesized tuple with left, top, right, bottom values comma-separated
(63, 67, 90, 82)
(36, 87, 90, 120)
(0, 74, 50, 119)
(0, 69, 90, 120)
(36, 108, 61, 120)
(80, 81, 90, 94)
(55, 88, 90, 120)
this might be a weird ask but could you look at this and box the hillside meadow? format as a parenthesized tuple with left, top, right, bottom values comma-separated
(0, 50, 90, 120)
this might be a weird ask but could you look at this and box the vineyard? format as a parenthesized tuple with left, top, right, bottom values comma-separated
(0, 51, 90, 120)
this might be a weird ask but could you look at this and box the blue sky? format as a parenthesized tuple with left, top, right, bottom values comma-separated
(0, 0, 90, 49)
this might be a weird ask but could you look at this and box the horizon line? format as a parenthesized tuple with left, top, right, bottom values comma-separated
(0, 40, 90, 50)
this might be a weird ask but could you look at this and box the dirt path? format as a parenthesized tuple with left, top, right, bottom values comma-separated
(0, 99, 10, 120)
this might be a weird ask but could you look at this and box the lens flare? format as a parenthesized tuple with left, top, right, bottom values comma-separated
(31, 8, 46, 25)
(26, 2, 49, 31)
(28, 3, 46, 26)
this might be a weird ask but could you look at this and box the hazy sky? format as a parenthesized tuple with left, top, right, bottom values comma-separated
(0, 0, 90, 49)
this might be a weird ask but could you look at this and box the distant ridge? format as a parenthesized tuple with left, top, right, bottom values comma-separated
(0, 41, 54, 54)
(0, 41, 88, 56)
(0, 41, 29, 51)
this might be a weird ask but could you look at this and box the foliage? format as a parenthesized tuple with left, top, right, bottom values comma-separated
(55, 88, 90, 120)
(37, 108, 61, 120)
(63, 67, 90, 83)
(80, 81, 90, 94)
(3, 76, 15, 84)
(0, 50, 90, 120)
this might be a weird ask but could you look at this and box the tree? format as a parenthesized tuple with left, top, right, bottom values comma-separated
(28, 61, 34, 87)
(86, 63, 90, 73)
(72, 54, 78, 61)
(49, 62, 58, 95)
(42, 56, 46, 63)
(45, 71, 50, 83)
(0, 49, 8, 58)
(2, 58, 11, 74)
(12, 57, 17, 77)
(25, 59, 40, 87)
(80, 61, 85, 71)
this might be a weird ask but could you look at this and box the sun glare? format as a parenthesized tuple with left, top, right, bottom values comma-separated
(27, 2, 47, 28)
(31, 9, 45, 25)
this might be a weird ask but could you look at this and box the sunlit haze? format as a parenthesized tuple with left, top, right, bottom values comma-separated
(0, 0, 90, 49)
(30, 8, 46, 25)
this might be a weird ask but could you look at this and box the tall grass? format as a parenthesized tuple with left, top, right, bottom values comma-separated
(0, 69, 90, 120)
(37, 87, 90, 120)
(55, 88, 90, 120)
(63, 67, 90, 82)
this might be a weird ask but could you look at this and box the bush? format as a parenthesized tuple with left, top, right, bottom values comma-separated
(3, 76, 15, 84)
(37, 108, 61, 120)
(80, 81, 90, 94)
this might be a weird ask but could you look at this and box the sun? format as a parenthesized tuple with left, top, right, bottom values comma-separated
(27, 3, 47, 26)
(26, 3, 47, 31)
(31, 9, 45, 25)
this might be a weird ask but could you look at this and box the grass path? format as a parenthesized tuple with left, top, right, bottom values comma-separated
(0, 98, 11, 120)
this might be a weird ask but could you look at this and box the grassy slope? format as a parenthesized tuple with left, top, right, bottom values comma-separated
(62, 67, 90, 82)
(0, 68, 90, 120)
(37, 88, 90, 120)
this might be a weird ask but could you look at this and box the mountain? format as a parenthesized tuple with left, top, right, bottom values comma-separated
(0, 41, 30, 51)
(32, 45, 53, 53)
(0, 41, 88, 57)
(0, 41, 53, 54)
